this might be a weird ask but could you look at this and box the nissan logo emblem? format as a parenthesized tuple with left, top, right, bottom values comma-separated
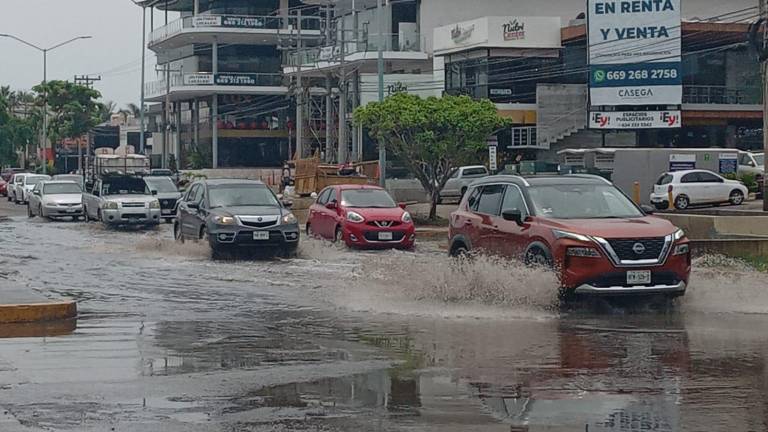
(257, 217, 263, 222)
(632, 242, 646, 255)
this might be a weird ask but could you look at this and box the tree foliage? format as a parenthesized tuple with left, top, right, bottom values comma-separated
(0, 87, 40, 167)
(33, 80, 103, 146)
(354, 93, 506, 219)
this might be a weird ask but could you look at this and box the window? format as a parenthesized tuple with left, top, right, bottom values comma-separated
(186, 184, 200, 202)
(475, 184, 505, 215)
(467, 186, 482, 210)
(501, 186, 527, 216)
(681, 173, 699, 183)
(462, 167, 489, 177)
(316, 188, 332, 205)
(656, 174, 674, 185)
(740, 154, 755, 166)
(328, 188, 338, 203)
(698, 172, 723, 183)
(527, 184, 643, 219)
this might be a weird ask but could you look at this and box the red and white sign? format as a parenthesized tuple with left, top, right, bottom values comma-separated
(589, 111, 681, 129)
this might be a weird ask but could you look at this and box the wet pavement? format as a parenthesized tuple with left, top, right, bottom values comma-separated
(2, 199, 768, 431)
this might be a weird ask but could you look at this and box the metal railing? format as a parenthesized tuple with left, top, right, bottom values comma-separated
(145, 73, 284, 98)
(149, 14, 322, 45)
(683, 85, 761, 105)
(286, 32, 426, 67)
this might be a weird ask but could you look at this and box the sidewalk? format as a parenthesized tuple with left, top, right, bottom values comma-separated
(0, 284, 77, 325)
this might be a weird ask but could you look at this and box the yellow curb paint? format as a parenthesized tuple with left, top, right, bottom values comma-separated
(0, 301, 77, 324)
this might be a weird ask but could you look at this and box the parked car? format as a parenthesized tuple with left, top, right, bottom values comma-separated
(149, 168, 179, 185)
(650, 169, 749, 210)
(174, 179, 299, 257)
(82, 175, 161, 227)
(143, 176, 182, 223)
(439, 165, 489, 202)
(7, 173, 27, 203)
(17, 174, 51, 204)
(0, 178, 7, 197)
(1, 167, 25, 182)
(27, 180, 84, 220)
(307, 185, 415, 250)
(53, 174, 85, 190)
(448, 175, 691, 298)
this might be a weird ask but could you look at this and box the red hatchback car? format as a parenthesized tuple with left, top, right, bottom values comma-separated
(308, 185, 416, 249)
(0, 178, 6, 197)
(449, 175, 691, 298)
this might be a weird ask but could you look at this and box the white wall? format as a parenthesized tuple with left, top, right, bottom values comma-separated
(419, 0, 754, 53)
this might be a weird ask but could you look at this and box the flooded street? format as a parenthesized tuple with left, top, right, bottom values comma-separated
(2, 203, 768, 431)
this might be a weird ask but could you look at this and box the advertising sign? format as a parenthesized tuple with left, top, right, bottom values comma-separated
(588, 0, 682, 106)
(433, 17, 561, 55)
(184, 74, 215, 85)
(487, 136, 499, 172)
(221, 16, 267, 29)
(589, 110, 681, 129)
(719, 153, 738, 174)
(192, 15, 222, 27)
(669, 154, 695, 171)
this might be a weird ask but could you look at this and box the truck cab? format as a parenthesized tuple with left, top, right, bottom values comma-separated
(83, 175, 161, 227)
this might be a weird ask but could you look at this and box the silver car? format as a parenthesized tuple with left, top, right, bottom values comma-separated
(8, 173, 28, 203)
(52, 174, 85, 190)
(18, 174, 51, 204)
(27, 181, 84, 220)
(82, 176, 161, 227)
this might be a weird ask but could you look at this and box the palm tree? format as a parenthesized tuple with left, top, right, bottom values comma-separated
(126, 103, 141, 119)
(97, 100, 117, 123)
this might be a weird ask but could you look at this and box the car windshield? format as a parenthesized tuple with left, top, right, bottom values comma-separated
(341, 189, 396, 208)
(15, 176, 25, 184)
(527, 184, 643, 219)
(103, 178, 148, 195)
(26, 176, 49, 186)
(209, 185, 278, 208)
(144, 177, 178, 193)
(656, 174, 673, 185)
(44, 183, 83, 195)
(754, 154, 764, 166)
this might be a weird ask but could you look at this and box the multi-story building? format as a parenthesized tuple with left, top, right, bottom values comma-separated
(137, 0, 325, 170)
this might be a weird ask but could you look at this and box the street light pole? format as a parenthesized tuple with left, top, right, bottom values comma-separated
(140, 5, 147, 155)
(377, 0, 386, 187)
(0, 34, 91, 174)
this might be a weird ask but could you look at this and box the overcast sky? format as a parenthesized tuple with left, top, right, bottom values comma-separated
(0, 0, 172, 109)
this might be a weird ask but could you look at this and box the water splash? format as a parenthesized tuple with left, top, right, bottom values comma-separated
(682, 255, 768, 314)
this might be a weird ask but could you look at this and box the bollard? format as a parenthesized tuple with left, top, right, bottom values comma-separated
(632, 181, 641, 204)
(668, 186, 674, 211)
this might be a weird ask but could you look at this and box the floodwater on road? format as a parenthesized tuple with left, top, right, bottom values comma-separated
(2, 204, 768, 431)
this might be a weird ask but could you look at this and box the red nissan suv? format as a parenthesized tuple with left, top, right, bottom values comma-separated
(449, 175, 691, 297)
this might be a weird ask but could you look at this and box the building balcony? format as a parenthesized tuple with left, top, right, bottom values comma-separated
(145, 72, 287, 102)
(283, 33, 429, 76)
(682, 85, 762, 111)
(148, 14, 322, 51)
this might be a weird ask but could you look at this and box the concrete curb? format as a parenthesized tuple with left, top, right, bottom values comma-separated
(415, 227, 449, 241)
(0, 301, 77, 324)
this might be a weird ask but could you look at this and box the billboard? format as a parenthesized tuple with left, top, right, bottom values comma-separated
(433, 16, 561, 55)
(588, 0, 682, 106)
(589, 110, 681, 129)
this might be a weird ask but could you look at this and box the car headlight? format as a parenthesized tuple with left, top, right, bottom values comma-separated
(149, 200, 161, 209)
(552, 229, 591, 242)
(401, 211, 412, 223)
(346, 211, 365, 223)
(566, 247, 601, 258)
(104, 201, 118, 210)
(213, 215, 235, 225)
(281, 212, 297, 225)
(673, 244, 690, 256)
(673, 229, 685, 241)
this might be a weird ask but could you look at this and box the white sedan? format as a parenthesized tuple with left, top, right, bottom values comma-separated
(650, 169, 749, 210)
(27, 180, 84, 220)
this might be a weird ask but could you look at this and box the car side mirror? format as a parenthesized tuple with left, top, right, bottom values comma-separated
(502, 209, 524, 226)
(398, 202, 407, 209)
(325, 201, 338, 210)
(33, 190, 41, 196)
(640, 204, 655, 215)
(187, 202, 199, 210)
(151, 190, 158, 196)
(282, 199, 293, 209)
(310, 192, 318, 199)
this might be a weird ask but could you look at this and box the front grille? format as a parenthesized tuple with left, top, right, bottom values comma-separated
(159, 198, 177, 210)
(607, 238, 666, 261)
(366, 220, 402, 228)
(585, 272, 680, 288)
(241, 220, 277, 228)
(122, 202, 145, 208)
(363, 231, 405, 242)
(122, 213, 147, 219)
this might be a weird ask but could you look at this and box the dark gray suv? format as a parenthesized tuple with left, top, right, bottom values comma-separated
(174, 179, 299, 257)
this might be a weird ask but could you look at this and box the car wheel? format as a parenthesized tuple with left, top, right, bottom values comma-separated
(334, 226, 344, 244)
(38, 205, 44, 219)
(729, 190, 745, 206)
(174, 221, 185, 243)
(673, 195, 690, 210)
(525, 246, 553, 268)
(450, 242, 470, 257)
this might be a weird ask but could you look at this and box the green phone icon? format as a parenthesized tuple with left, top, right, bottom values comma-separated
(594, 70, 606, 83)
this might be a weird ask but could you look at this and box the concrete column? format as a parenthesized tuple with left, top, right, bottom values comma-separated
(212, 96, 218, 169)
(325, 76, 333, 162)
(175, 101, 182, 168)
(193, 0, 199, 15)
(193, 98, 200, 151)
(351, 71, 360, 161)
(338, 80, 348, 163)
(212, 38, 218, 74)
(280, 0, 290, 28)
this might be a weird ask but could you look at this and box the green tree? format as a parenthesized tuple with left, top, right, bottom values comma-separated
(355, 93, 506, 220)
(33, 81, 103, 147)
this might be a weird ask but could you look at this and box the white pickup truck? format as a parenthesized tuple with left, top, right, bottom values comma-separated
(438, 165, 490, 202)
(82, 175, 161, 227)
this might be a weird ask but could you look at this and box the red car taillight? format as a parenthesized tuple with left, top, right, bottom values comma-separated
(668, 184, 674, 193)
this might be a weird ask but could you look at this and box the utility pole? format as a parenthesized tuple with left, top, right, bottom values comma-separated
(139, 4, 147, 156)
(338, 19, 348, 163)
(377, 0, 386, 186)
(73, 75, 101, 88)
(295, 9, 304, 160)
(762, 0, 768, 210)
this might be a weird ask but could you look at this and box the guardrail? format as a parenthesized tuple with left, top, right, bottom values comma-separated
(683, 85, 761, 105)
(286, 33, 426, 67)
(149, 14, 322, 45)
(145, 73, 284, 98)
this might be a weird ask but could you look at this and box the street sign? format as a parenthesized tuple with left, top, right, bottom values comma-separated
(487, 136, 499, 172)
(719, 153, 738, 174)
(589, 111, 681, 129)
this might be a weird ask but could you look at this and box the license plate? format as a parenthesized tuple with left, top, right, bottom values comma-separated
(378, 232, 393, 241)
(627, 270, 651, 285)
(161, 209, 172, 215)
(66, 208, 77, 213)
(253, 231, 270, 240)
